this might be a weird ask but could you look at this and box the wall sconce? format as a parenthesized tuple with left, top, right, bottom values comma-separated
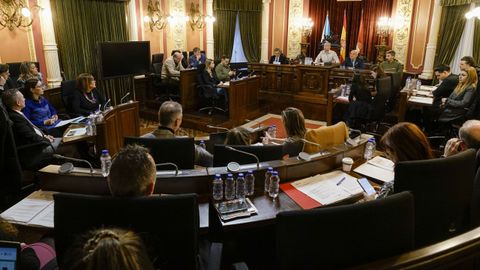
(376, 16, 404, 46)
(465, 7, 480, 19)
(0, 0, 41, 31)
(144, 0, 169, 31)
(295, 17, 314, 38)
(187, 3, 215, 31)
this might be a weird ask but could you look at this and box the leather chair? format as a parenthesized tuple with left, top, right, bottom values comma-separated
(303, 121, 348, 154)
(275, 191, 415, 269)
(54, 193, 220, 270)
(394, 149, 476, 247)
(60, 80, 80, 117)
(470, 149, 480, 227)
(196, 64, 226, 115)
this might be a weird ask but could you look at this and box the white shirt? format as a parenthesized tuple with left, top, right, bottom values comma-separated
(314, 50, 340, 64)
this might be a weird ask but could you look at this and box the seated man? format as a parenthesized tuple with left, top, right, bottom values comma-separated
(161, 51, 185, 88)
(189, 47, 206, 68)
(0, 64, 15, 92)
(108, 144, 156, 197)
(343, 50, 364, 69)
(433, 64, 459, 106)
(443, 120, 480, 157)
(269, 48, 288, 64)
(143, 101, 213, 167)
(379, 50, 403, 74)
(215, 55, 235, 81)
(314, 41, 340, 64)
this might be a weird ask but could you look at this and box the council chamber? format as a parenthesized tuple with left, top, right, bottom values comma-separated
(1, 0, 480, 269)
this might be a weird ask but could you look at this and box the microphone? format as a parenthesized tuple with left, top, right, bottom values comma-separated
(206, 125, 229, 132)
(103, 99, 111, 111)
(225, 146, 260, 172)
(299, 138, 330, 158)
(155, 162, 178, 176)
(120, 92, 131, 104)
(53, 154, 94, 175)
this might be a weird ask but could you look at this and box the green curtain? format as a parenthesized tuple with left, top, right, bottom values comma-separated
(441, 0, 480, 6)
(434, 5, 469, 71)
(50, 0, 129, 104)
(213, 0, 262, 61)
(474, 19, 480, 66)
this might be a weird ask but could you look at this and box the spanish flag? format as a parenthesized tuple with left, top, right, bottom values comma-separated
(340, 10, 347, 63)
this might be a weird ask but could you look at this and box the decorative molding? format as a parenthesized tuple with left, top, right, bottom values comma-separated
(167, 0, 187, 51)
(128, 0, 138, 41)
(260, 0, 270, 62)
(286, 0, 303, 59)
(205, 0, 214, 58)
(392, 0, 414, 68)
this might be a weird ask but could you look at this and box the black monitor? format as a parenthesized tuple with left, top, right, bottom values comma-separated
(213, 144, 284, 167)
(124, 137, 195, 170)
(97, 41, 150, 79)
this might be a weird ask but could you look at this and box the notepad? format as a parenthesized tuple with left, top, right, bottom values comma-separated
(354, 156, 394, 183)
(65, 127, 87, 137)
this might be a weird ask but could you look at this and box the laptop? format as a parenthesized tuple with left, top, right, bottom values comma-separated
(0, 241, 21, 270)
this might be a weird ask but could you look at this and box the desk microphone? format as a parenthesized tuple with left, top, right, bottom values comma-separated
(156, 162, 178, 176)
(53, 154, 94, 175)
(299, 138, 330, 157)
(120, 92, 131, 104)
(103, 99, 111, 111)
(225, 146, 260, 172)
(206, 125, 229, 132)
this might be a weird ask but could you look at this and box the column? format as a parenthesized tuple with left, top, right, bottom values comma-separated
(261, 0, 270, 63)
(37, 0, 62, 86)
(287, 0, 303, 59)
(419, 0, 443, 80)
(167, 0, 187, 51)
(206, 0, 214, 58)
(391, 0, 414, 69)
(128, 0, 139, 41)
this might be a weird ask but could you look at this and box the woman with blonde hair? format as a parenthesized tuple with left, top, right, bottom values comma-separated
(266, 107, 307, 157)
(72, 73, 106, 116)
(439, 67, 478, 123)
(17, 61, 43, 88)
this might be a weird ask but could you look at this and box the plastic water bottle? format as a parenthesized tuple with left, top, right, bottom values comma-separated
(245, 170, 255, 196)
(416, 79, 422, 90)
(269, 171, 280, 199)
(212, 174, 223, 201)
(236, 173, 246, 202)
(346, 84, 351, 96)
(268, 125, 277, 138)
(364, 138, 376, 160)
(406, 77, 412, 89)
(199, 140, 206, 149)
(225, 173, 235, 200)
(86, 120, 92, 135)
(264, 167, 273, 193)
(100, 150, 112, 177)
(340, 85, 346, 96)
(90, 119, 96, 135)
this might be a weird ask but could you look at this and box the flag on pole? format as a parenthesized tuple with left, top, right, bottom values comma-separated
(356, 9, 364, 55)
(340, 10, 347, 62)
(321, 13, 330, 42)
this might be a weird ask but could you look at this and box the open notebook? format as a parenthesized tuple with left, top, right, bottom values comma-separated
(354, 156, 395, 183)
(0, 190, 55, 228)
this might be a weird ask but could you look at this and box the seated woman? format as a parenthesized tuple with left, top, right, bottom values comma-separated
(266, 107, 306, 157)
(198, 59, 228, 110)
(17, 61, 43, 88)
(21, 78, 64, 136)
(225, 127, 251, 145)
(381, 122, 434, 163)
(439, 67, 478, 124)
(347, 73, 376, 128)
(72, 73, 106, 116)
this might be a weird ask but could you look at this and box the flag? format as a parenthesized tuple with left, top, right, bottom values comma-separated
(356, 9, 364, 55)
(321, 13, 330, 42)
(340, 10, 347, 62)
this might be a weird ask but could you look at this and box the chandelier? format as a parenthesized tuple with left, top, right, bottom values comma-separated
(0, 0, 40, 31)
(187, 3, 215, 31)
(295, 17, 314, 38)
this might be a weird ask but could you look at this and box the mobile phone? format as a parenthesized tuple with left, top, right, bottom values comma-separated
(358, 178, 376, 197)
(216, 199, 248, 215)
(0, 240, 21, 270)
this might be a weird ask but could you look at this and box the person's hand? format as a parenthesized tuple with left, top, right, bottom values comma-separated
(52, 115, 58, 121)
(44, 119, 54, 125)
(44, 135, 54, 143)
(0, 76, 5, 86)
(196, 54, 201, 60)
(444, 138, 463, 157)
(229, 71, 235, 76)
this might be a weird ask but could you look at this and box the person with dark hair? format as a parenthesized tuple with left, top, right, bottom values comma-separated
(433, 64, 459, 101)
(347, 73, 376, 128)
(269, 48, 288, 64)
(189, 47, 206, 68)
(265, 107, 307, 157)
(460, 56, 477, 71)
(439, 67, 478, 123)
(17, 61, 43, 88)
(64, 228, 154, 270)
(381, 122, 434, 163)
(143, 101, 213, 167)
(225, 127, 251, 145)
(198, 58, 228, 110)
(21, 78, 62, 136)
(108, 144, 156, 197)
(0, 63, 15, 92)
(72, 73, 106, 116)
(379, 50, 403, 74)
(215, 55, 234, 81)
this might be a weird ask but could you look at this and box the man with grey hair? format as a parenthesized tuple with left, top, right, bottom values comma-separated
(143, 101, 213, 167)
(161, 51, 185, 83)
(314, 41, 340, 64)
(443, 120, 480, 157)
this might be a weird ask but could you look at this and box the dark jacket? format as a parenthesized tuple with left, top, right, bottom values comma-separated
(7, 109, 50, 147)
(343, 57, 365, 69)
(189, 53, 206, 68)
(198, 69, 220, 88)
(269, 54, 288, 64)
(440, 85, 476, 123)
(433, 73, 458, 99)
(71, 88, 106, 116)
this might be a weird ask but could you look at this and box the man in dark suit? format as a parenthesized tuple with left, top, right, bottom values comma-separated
(343, 50, 365, 69)
(269, 48, 288, 64)
(433, 64, 458, 107)
(188, 47, 206, 68)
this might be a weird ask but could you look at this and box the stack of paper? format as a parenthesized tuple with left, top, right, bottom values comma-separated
(409, 96, 433, 105)
(0, 190, 56, 228)
(354, 156, 394, 183)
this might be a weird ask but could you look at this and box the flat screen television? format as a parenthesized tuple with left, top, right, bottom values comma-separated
(97, 41, 150, 79)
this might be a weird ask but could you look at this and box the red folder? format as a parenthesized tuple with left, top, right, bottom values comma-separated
(280, 182, 323, 210)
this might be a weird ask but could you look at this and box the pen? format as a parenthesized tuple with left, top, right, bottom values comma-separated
(336, 177, 346, 186)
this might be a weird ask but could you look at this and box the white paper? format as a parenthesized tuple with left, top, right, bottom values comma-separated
(291, 171, 361, 205)
(28, 203, 54, 228)
(420, 85, 437, 91)
(64, 127, 87, 137)
(367, 156, 394, 171)
(354, 163, 395, 183)
(0, 191, 55, 227)
(55, 116, 84, 128)
(409, 96, 433, 105)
